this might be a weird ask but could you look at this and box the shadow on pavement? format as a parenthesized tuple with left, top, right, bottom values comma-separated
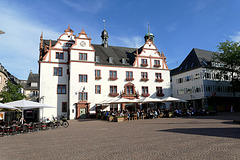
(178, 112, 240, 121)
(159, 127, 240, 139)
(76, 119, 102, 122)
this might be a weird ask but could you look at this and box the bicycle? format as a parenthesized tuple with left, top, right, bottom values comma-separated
(60, 117, 69, 128)
(52, 115, 69, 128)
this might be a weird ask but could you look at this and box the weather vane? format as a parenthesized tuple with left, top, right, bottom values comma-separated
(147, 22, 150, 33)
(103, 20, 106, 30)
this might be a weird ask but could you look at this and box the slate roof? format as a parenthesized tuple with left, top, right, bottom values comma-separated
(93, 44, 138, 66)
(171, 48, 219, 76)
(23, 72, 39, 90)
(41, 39, 140, 66)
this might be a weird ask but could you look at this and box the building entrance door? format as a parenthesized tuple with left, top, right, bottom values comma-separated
(76, 101, 90, 119)
(79, 108, 86, 119)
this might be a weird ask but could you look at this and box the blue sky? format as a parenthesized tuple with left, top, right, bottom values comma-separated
(1, 0, 240, 79)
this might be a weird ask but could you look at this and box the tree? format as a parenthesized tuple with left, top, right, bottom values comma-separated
(0, 80, 25, 103)
(213, 40, 240, 110)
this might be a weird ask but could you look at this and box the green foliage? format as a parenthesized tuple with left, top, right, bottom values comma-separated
(0, 80, 25, 103)
(215, 40, 240, 73)
(213, 40, 240, 92)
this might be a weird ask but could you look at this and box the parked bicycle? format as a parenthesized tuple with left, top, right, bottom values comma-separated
(52, 115, 69, 128)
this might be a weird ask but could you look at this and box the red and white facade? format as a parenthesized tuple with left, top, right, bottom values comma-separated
(39, 26, 171, 119)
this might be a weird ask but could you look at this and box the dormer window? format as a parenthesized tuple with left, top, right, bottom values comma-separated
(109, 57, 113, 64)
(96, 56, 100, 62)
(30, 82, 38, 87)
(122, 58, 126, 64)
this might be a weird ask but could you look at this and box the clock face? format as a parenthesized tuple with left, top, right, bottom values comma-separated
(80, 41, 86, 47)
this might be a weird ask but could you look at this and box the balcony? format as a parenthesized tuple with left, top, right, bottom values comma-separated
(95, 76, 102, 80)
(109, 77, 118, 81)
(140, 78, 149, 82)
(141, 93, 150, 97)
(155, 78, 164, 82)
(125, 77, 134, 81)
(153, 64, 161, 68)
(156, 93, 164, 97)
(109, 93, 119, 97)
(141, 63, 148, 67)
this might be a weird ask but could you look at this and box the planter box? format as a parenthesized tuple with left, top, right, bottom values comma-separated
(153, 64, 161, 67)
(116, 117, 124, 122)
(155, 79, 164, 82)
(141, 63, 148, 67)
(109, 93, 119, 97)
(142, 93, 150, 97)
(156, 93, 164, 97)
(95, 76, 102, 80)
(140, 78, 149, 82)
(126, 77, 134, 81)
(107, 116, 114, 122)
(109, 77, 118, 80)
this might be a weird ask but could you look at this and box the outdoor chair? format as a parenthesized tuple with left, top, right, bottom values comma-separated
(35, 123, 42, 131)
(28, 123, 35, 132)
(41, 123, 47, 130)
(133, 115, 137, 120)
(124, 116, 128, 121)
(11, 125, 17, 135)
(5, 126, 12, 136)
(0, 126, 5, 137)
(22, 124, 28, 133)
(47, 122, 54, 129)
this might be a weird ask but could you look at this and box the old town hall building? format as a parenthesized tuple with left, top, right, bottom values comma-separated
(39, 26, 171, 119)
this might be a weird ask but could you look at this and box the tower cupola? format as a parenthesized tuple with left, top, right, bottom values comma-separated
(144, 22, 154, 43)
(101, 20, 109, 47)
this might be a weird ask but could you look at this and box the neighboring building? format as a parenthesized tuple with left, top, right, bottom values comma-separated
(171, 48, 240, 111)
(39, 26, 171, 119)
(0, 63, 20, 92)
(21, 71, 39, 102)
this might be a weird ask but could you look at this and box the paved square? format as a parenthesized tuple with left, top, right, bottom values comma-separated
(1, 113, 240, 160)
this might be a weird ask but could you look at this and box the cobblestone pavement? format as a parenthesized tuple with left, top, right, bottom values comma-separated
(1, 112, 240, 160)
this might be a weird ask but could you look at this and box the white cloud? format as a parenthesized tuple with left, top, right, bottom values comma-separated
(229, 32, 240, 42)
(0, 3, 61, 79)
(112, 36, 144, 48)
(62, 0, 104, 13)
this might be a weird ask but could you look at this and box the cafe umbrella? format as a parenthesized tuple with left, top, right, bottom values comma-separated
(0, 103, 18, 109)
(5, 99, 55, 124)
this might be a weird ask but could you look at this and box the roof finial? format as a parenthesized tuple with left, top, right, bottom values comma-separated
(147, 22, 150, 33)
(68, 24, 70, 29)
(103, 19, 106, 30)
